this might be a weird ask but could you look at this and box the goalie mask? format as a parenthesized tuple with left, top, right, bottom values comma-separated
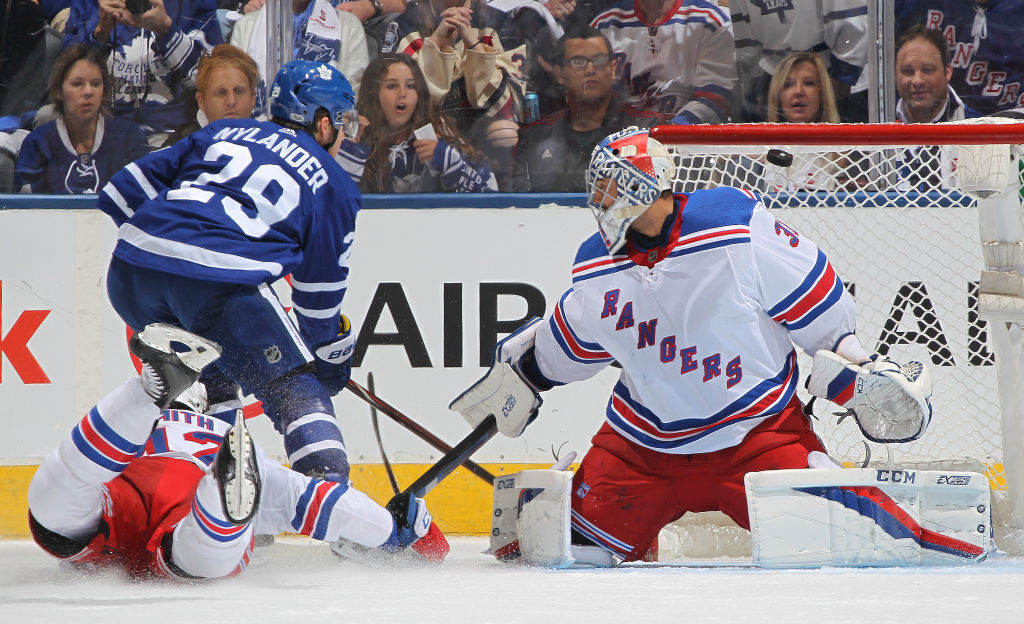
(585, 127, 675, 254)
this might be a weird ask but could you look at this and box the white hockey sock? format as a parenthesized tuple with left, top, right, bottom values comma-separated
(56, 379, 161, 486)
(27, 450, 105, 543)
(171, 475, 255, 579)
(287, 478, 393, 547)
(29, 379, 159, 543)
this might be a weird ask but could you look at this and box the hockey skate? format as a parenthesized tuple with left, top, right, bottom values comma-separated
(212, 409, 262, 525)
(130, 324, 222, 409)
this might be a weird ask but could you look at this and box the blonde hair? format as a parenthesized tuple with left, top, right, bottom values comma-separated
(197, 44, 260, 95)
(766, 52, 839, 123)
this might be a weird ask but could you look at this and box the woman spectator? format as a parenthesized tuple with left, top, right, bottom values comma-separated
(63, 0, 223, 147)
(767, 51, 840, 124)
(385, 0, 527, 160)
(15, 44, 150, 194)
(343, 53, 497, 193)
(761, 51, 842, 191)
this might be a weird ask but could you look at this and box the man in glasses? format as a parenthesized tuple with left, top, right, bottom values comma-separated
(509, 25, 672, 191)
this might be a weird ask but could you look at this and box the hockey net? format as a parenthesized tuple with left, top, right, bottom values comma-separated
(650, 119, 1024, 558)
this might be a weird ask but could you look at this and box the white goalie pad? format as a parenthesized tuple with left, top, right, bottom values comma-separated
(488, 453, 577, 567)
(807, 351, 932, 443)
(449, 361, 541, 438)
(746, 468, 993, 568)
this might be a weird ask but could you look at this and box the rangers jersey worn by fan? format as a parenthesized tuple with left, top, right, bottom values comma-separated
(96, 117, 359, 349)
(591, 0, 737, 123)
(532, 187, 855, 454)
(895, 0, 1024, 115)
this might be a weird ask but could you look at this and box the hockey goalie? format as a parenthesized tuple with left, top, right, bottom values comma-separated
(450, 127, 993, 568)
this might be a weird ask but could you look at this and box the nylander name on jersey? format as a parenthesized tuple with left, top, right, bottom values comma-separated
(97, 118, 360, 347)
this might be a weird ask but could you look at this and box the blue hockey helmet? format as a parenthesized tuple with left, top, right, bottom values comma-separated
(269, 60, 356, 130)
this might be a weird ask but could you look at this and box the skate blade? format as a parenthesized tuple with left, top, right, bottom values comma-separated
(224, 413, 259, 524)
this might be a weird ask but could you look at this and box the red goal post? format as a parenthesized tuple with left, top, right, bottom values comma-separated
(650, 120, 1024, 556)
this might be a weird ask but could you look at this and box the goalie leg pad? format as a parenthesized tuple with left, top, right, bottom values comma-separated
(746, 468, 992, 568)
(488, 457, 578, 567)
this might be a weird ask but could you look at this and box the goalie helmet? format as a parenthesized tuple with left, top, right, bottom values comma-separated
(585, 127, 675, 254)
(269, 60, 356, 131)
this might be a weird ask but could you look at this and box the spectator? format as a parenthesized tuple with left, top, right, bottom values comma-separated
(895, 25, 979, 123)
(230, 0, 369, 96)
(15, 44, 150, 194)
(342, 53, 498, 193)
(760, 51, 842, 192)
(64, 0, 223, 147)
(482, 0, 567, 119)
(171, 43, 259, 141)
(591, 0, 736, 124)
(893, 26, 981, 191)
(384, 0, 527, 158)
(767, 52, 840, 123)
(0, 0, 62, 117)
(729, 0, 869, 122)
(895, 0, 1024, 117)
(509, 25, 671, 192)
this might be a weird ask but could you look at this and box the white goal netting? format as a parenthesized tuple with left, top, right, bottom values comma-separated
(652, 120, 1024, 557)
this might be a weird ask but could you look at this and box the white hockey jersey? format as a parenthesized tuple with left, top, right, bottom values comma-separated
(533, 187, 856, 454)
(729, 0, 868, 92)
(591, 0, 737, 123)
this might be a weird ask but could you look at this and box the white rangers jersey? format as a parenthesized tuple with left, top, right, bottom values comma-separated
(729, 0, 868, 92)
(533, 187, 856, 454)
(591, 0, 737, 123)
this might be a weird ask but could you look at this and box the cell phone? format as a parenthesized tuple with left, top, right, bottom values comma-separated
(125, 0, 153, 16)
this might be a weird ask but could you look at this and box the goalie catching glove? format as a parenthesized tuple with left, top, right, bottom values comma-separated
(450, 317, 546, 438)
(314, 314, 354, 396)
(806, 350, 932, 443)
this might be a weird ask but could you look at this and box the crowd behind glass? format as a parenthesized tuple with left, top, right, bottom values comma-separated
(0, 0, 1021, 196)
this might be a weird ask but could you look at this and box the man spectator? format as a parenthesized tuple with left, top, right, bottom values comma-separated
(895, 25, 979, 123)
(508, 25, 671, 192)
(591, 0, 736, 124)
(728, 0, 869, 122)
(894, 26, 980, 191)
(895, 0, 1024, 117)
(64, 0, 223, 147)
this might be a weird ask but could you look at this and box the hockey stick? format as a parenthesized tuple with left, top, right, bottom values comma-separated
(366, 372, 401, 494)
(403, 415, 498, 498)
(345, 378, 497, 485)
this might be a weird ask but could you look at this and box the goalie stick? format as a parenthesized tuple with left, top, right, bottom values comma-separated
(345, 378, 496, 485)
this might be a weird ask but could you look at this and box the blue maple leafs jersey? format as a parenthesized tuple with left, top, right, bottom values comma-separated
(97, 118, 360, 348)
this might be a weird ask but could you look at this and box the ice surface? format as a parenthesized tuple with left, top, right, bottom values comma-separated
(2, 536, 1023, 623)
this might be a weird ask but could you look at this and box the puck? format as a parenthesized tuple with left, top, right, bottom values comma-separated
(766, 148, 794, 167)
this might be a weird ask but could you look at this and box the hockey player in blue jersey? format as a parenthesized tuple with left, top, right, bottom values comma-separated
(94, 61, 436, 556)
